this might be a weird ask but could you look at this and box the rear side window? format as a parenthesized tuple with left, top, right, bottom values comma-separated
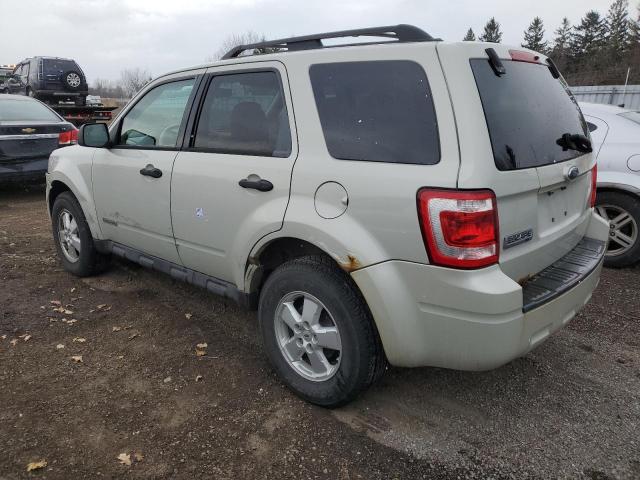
(470, 59, 588, 171)
(43, 59, 78, 75)
(193, 71, 291, 158)
(309, 61, 439, 165)
(0, 99, 61, 122)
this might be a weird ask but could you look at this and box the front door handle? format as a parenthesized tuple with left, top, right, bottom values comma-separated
(140, 164, 162, 178)
(238, 178, 273, 192)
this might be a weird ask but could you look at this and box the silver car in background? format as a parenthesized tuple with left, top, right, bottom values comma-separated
(580, 102, 640, 267)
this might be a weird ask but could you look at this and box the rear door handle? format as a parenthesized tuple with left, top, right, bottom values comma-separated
(140, 164, 162, 178)
(238, 178, 273, 192)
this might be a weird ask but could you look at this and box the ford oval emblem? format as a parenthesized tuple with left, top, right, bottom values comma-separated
(565, 166, 579, 181)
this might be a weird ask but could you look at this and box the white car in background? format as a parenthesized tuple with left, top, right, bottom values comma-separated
(580, 102, 640, 267)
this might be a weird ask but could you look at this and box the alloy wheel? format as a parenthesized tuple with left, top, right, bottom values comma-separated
(57, 209, 81, 263)
(274, 291, 342, 382)
(66, 72, 81, 88)
(595, 204, 638, 257)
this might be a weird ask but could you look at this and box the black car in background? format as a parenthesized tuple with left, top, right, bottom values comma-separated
(5, 57, 88, 106)
(0, 95, 77, 184)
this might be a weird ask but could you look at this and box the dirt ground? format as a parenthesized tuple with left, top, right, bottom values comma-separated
(1, 186, 639, 480)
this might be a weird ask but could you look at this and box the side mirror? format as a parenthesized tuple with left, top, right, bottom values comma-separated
(78, 123, 110, 148)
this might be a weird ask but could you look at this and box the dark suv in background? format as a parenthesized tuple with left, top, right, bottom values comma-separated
(5, 57, 88, 106)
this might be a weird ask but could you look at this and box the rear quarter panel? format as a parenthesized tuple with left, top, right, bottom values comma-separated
(247, 43, 460, 283)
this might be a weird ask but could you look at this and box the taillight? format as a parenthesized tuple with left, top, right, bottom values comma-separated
(58, 129, 78, 146)
(590, 164, 598, 208)
(417, 189, 499, 269)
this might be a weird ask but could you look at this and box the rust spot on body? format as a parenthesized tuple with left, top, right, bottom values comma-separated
(517, 273, 535, 286)
(339, 254, 362, 272)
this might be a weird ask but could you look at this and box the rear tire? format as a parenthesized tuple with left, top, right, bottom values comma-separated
(595, 190, 640, 268)
(51, 192, 109, 276)
(258, 256, 385, 407)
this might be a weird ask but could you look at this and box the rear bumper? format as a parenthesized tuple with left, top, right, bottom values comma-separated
(0, 158, 48, 183)
(35, 90, 87, 98)
(352, 210, 610, 369)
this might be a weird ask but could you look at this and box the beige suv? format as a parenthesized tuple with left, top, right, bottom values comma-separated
(46, 25, 609, 406)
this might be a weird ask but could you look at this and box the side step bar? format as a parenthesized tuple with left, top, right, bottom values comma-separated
(94, 240, 256, 309)
(522, 237, 606, 313)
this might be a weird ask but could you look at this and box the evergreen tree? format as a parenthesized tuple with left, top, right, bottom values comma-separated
(629, 5, 640, 46)
(605, 0, 630, 57)
(551, 17, 572, 59)
(463, 28, 476, 41)
(522, 17, 548, 52)
(479, 18, 503, 43)
(571, 11, 606, 57)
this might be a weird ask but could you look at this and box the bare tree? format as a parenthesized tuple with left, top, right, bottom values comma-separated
(90, 78, 125, 99)
(120, 68, 152, 98)
(208, 31, 277, 61)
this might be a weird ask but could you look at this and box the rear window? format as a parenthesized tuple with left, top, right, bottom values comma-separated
(43, 59, 79, 75)
(470, 59, 588, 171)
(309, 61, 439, 165)
(0, 99, 61, 122)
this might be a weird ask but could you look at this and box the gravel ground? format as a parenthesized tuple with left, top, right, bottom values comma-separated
(0, 186, 639, 479)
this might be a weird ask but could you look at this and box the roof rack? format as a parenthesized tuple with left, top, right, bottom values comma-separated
(221, 24, 438, 59)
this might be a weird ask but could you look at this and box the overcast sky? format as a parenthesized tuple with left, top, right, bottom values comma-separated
(0, 0, 622, 82)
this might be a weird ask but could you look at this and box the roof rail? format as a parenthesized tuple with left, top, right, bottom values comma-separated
(221, 24, 438, 59)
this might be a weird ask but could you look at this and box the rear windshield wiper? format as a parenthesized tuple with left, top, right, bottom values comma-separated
(556, 133, 592, 153)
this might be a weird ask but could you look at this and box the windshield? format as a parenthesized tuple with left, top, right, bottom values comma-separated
(471, 59, 588, 171)
(619, 111, 640, 126)
(0, 99, 61, 122)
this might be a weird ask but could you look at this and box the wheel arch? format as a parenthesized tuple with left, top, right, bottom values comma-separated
(244, 236, 366, 302)
(47, 171, 102, 241)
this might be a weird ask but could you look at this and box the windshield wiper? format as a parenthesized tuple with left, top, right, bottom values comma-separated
(556, 133, 592, 153)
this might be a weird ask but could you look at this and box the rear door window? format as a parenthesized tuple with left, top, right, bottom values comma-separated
(192, 71, 291, 157)
(309, 61, 439, 165)
(470, 59, 588, 171)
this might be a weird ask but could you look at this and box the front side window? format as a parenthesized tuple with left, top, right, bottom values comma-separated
(309, 61, 440, 165)
(193, 71, 291, 157)
(119, 79, 195, 148)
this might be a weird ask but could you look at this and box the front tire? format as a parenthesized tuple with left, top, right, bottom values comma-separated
(595, 190, 640, 268)
(258, 256, 385, 407)
(51, 192, 109, 276)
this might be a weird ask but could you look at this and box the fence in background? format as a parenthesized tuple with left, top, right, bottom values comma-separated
(571, 85, 640, 110)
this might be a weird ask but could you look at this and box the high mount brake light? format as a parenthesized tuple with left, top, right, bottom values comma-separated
(58, 129, 78, 146)
(417, 189, 499, 269)
(509, 49, 542, 64)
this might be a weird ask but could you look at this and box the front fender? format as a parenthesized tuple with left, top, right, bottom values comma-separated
(47, 146, 101, 239)
(597, 170, 640, 196)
